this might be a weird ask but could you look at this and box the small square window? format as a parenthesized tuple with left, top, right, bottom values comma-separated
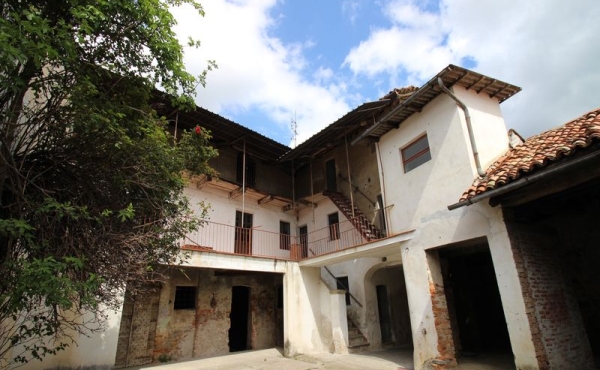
(328, 212, 340, 241)
(401, 134, 432, 173)
(174, 286, 196, 310)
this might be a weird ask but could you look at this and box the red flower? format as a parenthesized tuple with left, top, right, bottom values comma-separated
(195, 126, 201, 135)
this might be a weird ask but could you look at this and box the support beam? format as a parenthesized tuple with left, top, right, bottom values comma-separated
(298, 199, 318, 208)
(196, 174, 212, 189)
(229, 186, 245, 199)
(258, 194, 274, 205)
(283, 199, 319, 212)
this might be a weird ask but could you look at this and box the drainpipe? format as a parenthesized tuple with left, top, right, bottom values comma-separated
(437, 77, 486, 178)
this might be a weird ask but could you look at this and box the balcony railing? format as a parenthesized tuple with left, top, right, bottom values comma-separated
(181, 206, 392, 261)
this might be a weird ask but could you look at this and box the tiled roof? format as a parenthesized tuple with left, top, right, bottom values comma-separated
(460, 107, 600, 202)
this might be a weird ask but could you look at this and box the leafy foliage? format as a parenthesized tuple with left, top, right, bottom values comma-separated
(0, 0, 216, 366)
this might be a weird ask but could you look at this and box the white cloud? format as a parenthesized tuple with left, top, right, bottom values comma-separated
(171, 0, 350, 146)
(343, 0, 600, 137)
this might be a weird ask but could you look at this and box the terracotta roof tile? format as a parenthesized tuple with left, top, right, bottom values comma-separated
(459, 107, 600, 202)
(380, 86, 419, 102)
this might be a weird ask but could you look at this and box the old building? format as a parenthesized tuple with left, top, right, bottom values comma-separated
(13, 64, 599, 370)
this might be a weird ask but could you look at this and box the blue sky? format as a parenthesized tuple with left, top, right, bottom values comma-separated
(172, 0, 600, 147)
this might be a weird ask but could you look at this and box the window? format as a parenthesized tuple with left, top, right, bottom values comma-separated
(279, 221, 291, 250)
(336, 276, 351, 306)
(174, 286, 196, 310)
(328, 212, 340, 241)
(401, 134, 432, 173)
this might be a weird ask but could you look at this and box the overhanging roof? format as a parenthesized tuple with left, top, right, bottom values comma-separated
(153, 92, 290, 163)
(278, 99, 391, 162)
(351, 64, 521, 145)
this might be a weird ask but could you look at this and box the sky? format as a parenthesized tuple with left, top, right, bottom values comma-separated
(171, 0, 600, 147)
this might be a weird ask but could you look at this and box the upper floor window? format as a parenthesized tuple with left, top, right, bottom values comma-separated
(280, 221, 291, 250)
(401, 134, 431, 173)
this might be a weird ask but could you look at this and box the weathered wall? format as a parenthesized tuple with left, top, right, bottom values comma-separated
(367, 266, 412, 348)
(115, 268, 282, 366)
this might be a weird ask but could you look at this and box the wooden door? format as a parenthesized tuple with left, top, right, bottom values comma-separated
(299, 225, 308, 258)
(235, 211, 253, 254)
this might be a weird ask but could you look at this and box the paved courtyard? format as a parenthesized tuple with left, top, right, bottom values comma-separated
(128, 347, 516, 370)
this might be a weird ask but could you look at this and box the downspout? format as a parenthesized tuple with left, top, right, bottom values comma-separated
(437, 77, 486, 177)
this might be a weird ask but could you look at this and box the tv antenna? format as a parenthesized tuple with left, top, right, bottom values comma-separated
(291, 111, 298, 148)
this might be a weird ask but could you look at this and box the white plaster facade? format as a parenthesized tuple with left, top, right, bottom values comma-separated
(15, 66, 546, 370)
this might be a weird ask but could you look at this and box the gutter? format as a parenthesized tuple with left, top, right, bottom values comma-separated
(447, 149, 600, 210)
(437, 77, 486, 177)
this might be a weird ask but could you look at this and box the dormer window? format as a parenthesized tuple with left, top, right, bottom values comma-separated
(401, 134, 431, 173)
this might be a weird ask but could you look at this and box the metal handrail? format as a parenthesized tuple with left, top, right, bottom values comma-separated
(321, 264, 363, 308)
(182, 205, 393, 261)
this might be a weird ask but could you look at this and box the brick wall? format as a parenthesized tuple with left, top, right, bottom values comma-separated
(425, 250, 458, 369)
(506, 220, 594, 369)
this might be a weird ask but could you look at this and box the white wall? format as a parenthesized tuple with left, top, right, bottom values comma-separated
(185, 185, 296, 260)
(10, 304, 122, 370)
(376, 90, 538, 369)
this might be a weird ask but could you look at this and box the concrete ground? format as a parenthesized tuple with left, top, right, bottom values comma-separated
(128, 347, 516, 370)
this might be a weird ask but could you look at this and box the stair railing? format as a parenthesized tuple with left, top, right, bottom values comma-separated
(320, 263, 363, 308)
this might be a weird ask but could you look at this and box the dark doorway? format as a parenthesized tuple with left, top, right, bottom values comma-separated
(376, 285, 393, 344)
(235, 211, 253, 254)
(229, 286, 251, 352)
(299, 225, 308, 258)
(440, 245, 511, 355)
(325, 159, 337, 191)
(377, 194, 387, 235)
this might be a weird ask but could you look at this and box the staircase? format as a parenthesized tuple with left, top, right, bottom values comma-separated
(324, 191, 384, 241)
(347, 317, 369, 353)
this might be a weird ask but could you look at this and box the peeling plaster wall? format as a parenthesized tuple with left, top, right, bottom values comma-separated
(115, 268, 281, 366)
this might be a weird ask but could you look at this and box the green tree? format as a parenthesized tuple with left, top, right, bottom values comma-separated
(0, 0, 217, 366)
